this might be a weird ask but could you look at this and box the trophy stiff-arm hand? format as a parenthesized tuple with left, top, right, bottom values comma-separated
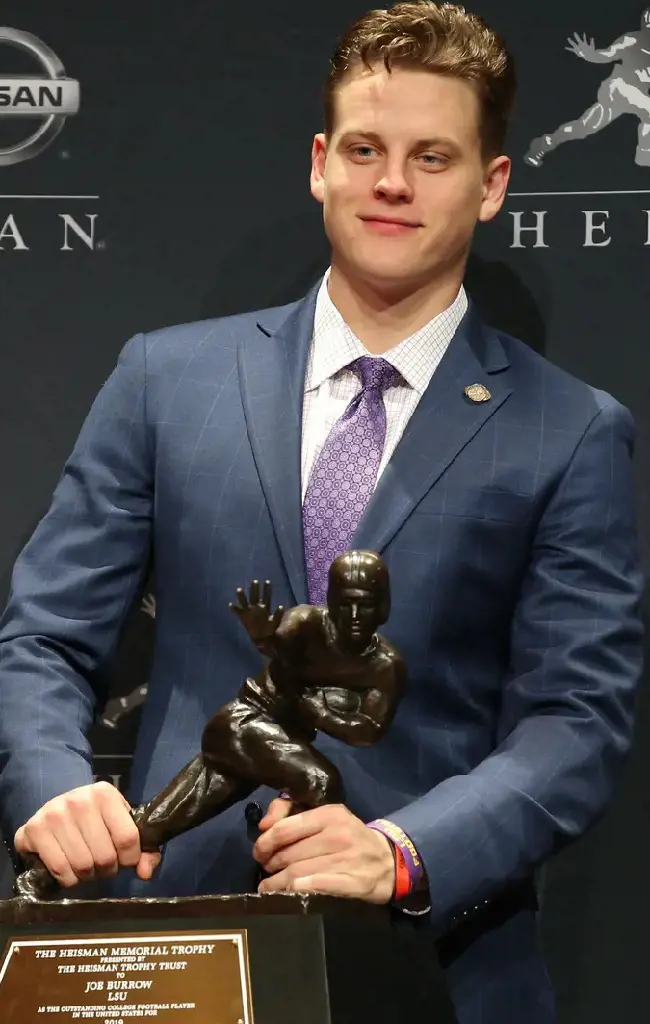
(229, 580, 285, 657)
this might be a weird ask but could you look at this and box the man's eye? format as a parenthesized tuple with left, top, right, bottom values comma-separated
(351, 145, 376, 158)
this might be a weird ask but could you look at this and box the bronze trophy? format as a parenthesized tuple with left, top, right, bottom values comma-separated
(0, 552, 457, 1022)
(14, 550, 405, 901)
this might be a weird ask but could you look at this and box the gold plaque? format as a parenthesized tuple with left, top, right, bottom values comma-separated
(464, 383, 491, 403)
(0, 929, 254, 1023)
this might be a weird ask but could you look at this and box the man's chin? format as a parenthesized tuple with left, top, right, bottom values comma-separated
(344, 253, 427, 291)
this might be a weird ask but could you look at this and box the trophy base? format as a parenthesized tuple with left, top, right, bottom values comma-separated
(0, 893, 458, 1023)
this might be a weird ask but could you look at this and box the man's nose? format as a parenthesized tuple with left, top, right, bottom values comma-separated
(373, 162, 414, 202)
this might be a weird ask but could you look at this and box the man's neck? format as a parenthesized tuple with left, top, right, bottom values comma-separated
(327, 261, 465, 355)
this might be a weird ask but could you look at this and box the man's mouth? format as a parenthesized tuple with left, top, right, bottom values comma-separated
(359, 215, 421, 236)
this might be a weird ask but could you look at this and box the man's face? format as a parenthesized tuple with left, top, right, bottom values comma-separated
(330, 585, 381, 651)
(310, 66, 510, 292)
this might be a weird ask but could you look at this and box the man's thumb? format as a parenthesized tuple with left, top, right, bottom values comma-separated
(259, 797, 293, 831)
(136, 851, 162, 880)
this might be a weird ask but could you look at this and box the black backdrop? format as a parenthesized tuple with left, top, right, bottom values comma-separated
(0, 3, 648, 1022)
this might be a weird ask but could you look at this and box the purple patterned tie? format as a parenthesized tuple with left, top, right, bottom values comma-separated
(303, 356, 400, 605)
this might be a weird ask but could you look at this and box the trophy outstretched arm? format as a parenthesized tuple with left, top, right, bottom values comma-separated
(229, 580, 285, 658)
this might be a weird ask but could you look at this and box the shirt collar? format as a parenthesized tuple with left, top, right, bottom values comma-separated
(307, 269, 468, 395)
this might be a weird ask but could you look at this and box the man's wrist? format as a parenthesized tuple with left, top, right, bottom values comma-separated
(366, 818, 427, 900)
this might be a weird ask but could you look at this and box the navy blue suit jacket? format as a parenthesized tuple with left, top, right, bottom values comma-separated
(0, 283, 644, 1023)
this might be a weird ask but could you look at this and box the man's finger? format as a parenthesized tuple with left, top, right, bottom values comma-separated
(288, 873, 359, 899)
(99, 793, 142, 869)
(27, 832, 81, 889)
(258, 797, 293, 832)
(44, 817, 97, 882)
(263, 832, 346, 873)
(74, 804, 121, 878)
(254, 807, 327, 862)
(258, 854, 342, 894)
(14, 825, 28, 854)
(136, 851, 162, 880)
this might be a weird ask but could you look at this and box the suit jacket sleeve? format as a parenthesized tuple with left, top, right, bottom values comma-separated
(0, 334, 153, 844)
(388, 398, 644, 930)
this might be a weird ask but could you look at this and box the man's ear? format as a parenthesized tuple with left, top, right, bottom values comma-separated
(478, 154, 511, 224)
(310, 133, 328, 205)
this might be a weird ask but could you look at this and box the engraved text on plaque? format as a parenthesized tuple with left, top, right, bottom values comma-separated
(0, 930, 253, 1022)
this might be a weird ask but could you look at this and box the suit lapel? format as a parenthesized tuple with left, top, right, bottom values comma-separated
(238, 285, 319, 606)
(239, 289, 514, 600)
(352, 305, 513, 555)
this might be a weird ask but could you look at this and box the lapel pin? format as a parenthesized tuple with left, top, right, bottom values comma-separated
(464, 383, 491, 403)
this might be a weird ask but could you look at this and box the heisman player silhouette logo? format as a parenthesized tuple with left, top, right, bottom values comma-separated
(525, 9, 650, 168)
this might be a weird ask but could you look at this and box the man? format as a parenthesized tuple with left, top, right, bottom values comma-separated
(0, 3, 643, 1023)
(525, 10, 650, 167)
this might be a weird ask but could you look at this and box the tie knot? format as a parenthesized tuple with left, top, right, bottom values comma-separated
(349, 356, 400, 393)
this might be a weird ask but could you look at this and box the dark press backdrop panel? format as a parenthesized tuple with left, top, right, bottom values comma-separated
(0, 3, 648, 1022)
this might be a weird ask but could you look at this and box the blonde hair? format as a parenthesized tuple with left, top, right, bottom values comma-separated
(324, 2, 516, 157)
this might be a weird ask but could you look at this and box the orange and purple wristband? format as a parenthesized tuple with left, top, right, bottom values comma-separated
(366, 818, 424, 899)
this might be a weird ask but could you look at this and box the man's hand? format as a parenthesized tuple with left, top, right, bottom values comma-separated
(14, 782, 161, 890)
(254, 802, 395, 903)
(229, 580, 284, 645)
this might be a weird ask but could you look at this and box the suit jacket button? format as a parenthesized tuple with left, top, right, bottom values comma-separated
(244, 802, 263, 825)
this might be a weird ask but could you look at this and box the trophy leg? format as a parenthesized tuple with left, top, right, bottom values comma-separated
(131, 753, 254, 850)
(206, 707, 346, 810)
(201, 697, 345, 810)
(258, 742, 344, 809)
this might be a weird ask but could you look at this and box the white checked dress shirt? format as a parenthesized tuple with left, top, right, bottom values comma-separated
(301, 272, 469, 501)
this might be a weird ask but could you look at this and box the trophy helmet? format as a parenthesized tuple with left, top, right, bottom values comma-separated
(327, 549, 390, 623)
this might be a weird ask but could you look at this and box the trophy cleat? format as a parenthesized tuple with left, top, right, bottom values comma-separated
(13, 859, 61, 902)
